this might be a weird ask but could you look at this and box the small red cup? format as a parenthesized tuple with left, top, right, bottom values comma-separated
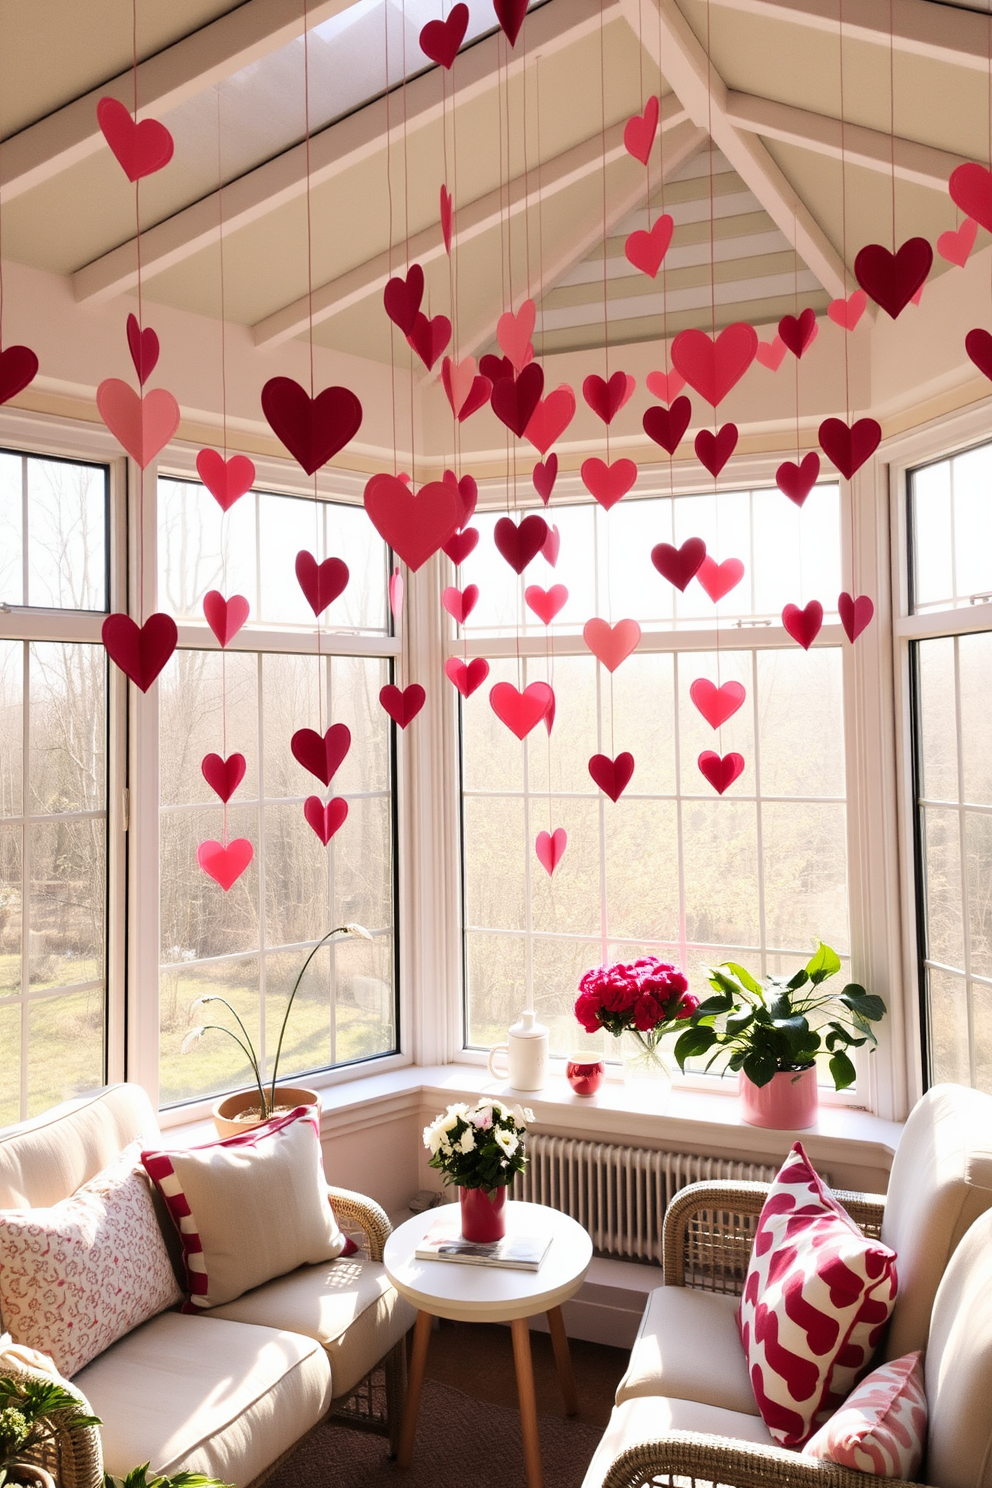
(566, 1054, 605, 1095)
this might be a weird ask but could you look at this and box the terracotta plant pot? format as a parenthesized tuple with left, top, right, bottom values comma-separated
(739, 1067, 818, 1130)
(211, 1085, 320, 1139)
(7, 1463, 57, 1488)
(459, 1185, 507, 1242)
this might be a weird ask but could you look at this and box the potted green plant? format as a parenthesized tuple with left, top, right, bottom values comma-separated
(673, 942, 886, 1129)
(0, 1373, 100, 1488)
(422, 1100, 532, 1242)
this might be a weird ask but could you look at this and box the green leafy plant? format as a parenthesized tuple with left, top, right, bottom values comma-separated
(104, 1466, 231, 1488)
(0, 1375, 100, 1487)
(673, 942, 886, 1091)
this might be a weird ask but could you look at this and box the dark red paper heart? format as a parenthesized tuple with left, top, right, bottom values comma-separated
(533, 455, 558, 504)
(201, 752, 246, 804)
(102, 612, 177, 692)
(643, 396, 691, 456)
(304, 796, 348, 846)
(364, 474, 463, 572)
(407, 311, 451, 371)
(0, 345, 39, 406)
(588, 751, 635, 803)
(582, 370, 633, 426)
(838, 592, 874, 643)
(695, 423, 738, 478)
(479, 353, 515, 385)
(295, 551, 349, 616)
(126, 313, 159, 386)
(818, 417, 881, 480)
(379, 683, 426, 728)
(196, 449, 255, 511)
(965, 327, 992, 382)
(494, 514, 549, 574)
(443, 527, 479, 565)
(291, 723, 351, 786)
(261, 378, 363, 475)
(782, 600, 824, 650)
(854, 238, 933, 320)
(383, 265, 424, 335)
(671, 323, 757, 407)
(651, 537, 707, 592)
(490, 363, 545, 438)
(776, 451, 821, 506)
(697, 751, 745, 795)
(778, 308, 817, 359)
(419, 3, 469, 67)
(97, 97, 174, 181)
(440, 184, 453, 255)
(445, 656, 490, 698)
(949, 162, 992, 235)
(493, 0, 528, 46)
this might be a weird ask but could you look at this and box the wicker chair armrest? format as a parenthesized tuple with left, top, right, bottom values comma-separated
(600, 1432, 925, 1488)
(328, 1185, 392, 1261)
(0, 1352, 103, 1488)
(830, 1191, 887, 1239)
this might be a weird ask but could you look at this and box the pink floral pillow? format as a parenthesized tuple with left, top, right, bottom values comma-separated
(0, 1140, 182, 1378)
(802, 1351, 927, 1477)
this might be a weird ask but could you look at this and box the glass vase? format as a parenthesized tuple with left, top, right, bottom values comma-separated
(619, 1030, 672, 1105)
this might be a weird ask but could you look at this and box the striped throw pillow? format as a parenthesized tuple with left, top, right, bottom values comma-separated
(802, 1351, 926, 1477)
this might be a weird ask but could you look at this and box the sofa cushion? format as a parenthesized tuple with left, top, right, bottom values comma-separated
(581, 1394, 777, 1488)
(615, 1285, 756, 1416)
(0, 1086, 160, 1211)
(73, 1310, 332, 1484)
(802, 1351, 926, 1477)
(924, 1205, 992, 1488)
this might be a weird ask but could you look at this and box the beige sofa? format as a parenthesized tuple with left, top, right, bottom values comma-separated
(0, 1083, 416, 1488)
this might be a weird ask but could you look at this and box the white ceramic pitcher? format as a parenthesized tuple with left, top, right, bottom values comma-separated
(487, 1009, 549, 1091)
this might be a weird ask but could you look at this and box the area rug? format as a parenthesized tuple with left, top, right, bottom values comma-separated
(266, 1378, 603, 1488)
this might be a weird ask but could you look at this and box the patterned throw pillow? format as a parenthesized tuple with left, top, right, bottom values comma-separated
(802, 1351, 926, 1477)
(739, 1141, 898, 1449)
(0, 1140, 183, 1378)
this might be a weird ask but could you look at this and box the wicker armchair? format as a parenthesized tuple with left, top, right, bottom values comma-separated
(0, 1345, 103, 1488)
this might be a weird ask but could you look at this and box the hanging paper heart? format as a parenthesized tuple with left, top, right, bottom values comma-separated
(651, 537, 707, 592)
(696, 556, 744, 602)
(523, 384, 576, 455)
(197, 838, 253, 891)
(625, 215, 674, 278)
(491, 363, 544, 438)
(827, 290, 868, 331)
(497, 300, 536, 373)
(588, 752, 635, 803)
(494, 514, 549, 573)
(494, 0, 528, 46)
(697, 751, 745, 795)
(440, 184, 453, 254)
(389, 570, 404, 617)
(937, 217, 977, 268)
(480, 353, 515, 385)
(854, 238, 932, 319)
(965, 328, 992, 381)
(0, 345, 39, 406)
(643, 396, 691, 455)
(442, 584, 479, 624)
(533, 455, 557, 504)
(838, 592, 874, 643)
(542, 524, 561, 568)
(364, 474, 462, 571)
(535, 827, 567, 876)
(949, 162, 992, 233)
(291, 723, 351, 786)
(203, 591, 250, 647)
(379, 684, 426, 728)
(777, 451, 821, 506)
(420, 3, 469, 67)
(261, 378, 362, 474)
(623, 96, 659, 164)
(580, 457, 637, 510)
(96, 96, 174, 180)
(445, 656, 490, 698)
(96, 380, 180, 469)
(782, 600, 824, 650)
(645, 370, 686, 404)
(690, 679, 746, 730)
(303, 796, 348, 846)
(818, 417, 881, 480)
(778, 309, 817, 359)
(295, 551, 349, 616)
(201, 752, 247, 803)
(671, 323, 758, 407)
(102, 612, 177, 691)
(489, 681, 553, 739)
(695, 423, 738, 478)
(126, 313, 159, 386)
(383, 264, 424, 335)
(443, 527, 479, 565)
(543, 691, 556, 736)
(583, 618, 641, 672)
(407, 311, 451, 371)
(442, 356, 491, 420)
(911, 279, 925, 307)
(755, 336, 787, 372)
(196, 449, 255, 511)
(525, 584, 568, 625)
(582, 371, 635, 425)
(443, 469, 478, 527)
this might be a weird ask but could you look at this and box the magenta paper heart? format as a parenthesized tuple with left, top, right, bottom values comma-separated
(445, 657, 490, 698)
(690, 679, 746, 729)
(303, 796, 348, 846)
(543, 524, 561, 568)
(102, 612, 177, 691)
(965, 328, 992, 381)
(938, 218, 977, 268)
(949, 162, 992, 234)
(523, 384, 576, 455)
(97, 380, 180, 469)
(97, 97, 174, 180)
(196, 449, 255, 511)
(671, 323, 757, 407)
(420, 3, 468, 67)
(588, 752, 635, 803)
(494, 0, 528, 46)
(755, 336, 787, 372)
(0, 345, 39, 406)
(697, 751, 745, 795)
(440, 183, 453, 254)
(695, 423, 738, 478)
(197, 837, 253, 891)
(389, 570, 404, 617)
(533, 455, 557, 504)
(525, 584, 568, 625)
(625, 215, 673, 278)
(778, 308, 817, 358)
(777, 451, 821, 506)
(535, 827, 567, 876)
(203, 591, 249, 647)
(651, 537, 706, 592)
(581, 457, 637, 510)
(854, 238, 932, 319)
(442, 356, 491, 420)
(262, 378, 362, 474)
(443, 469, 478, 527)
(839, 591, 874, 643)
(291, 724, 351, 786)
(407, 311, 451, 371)
(379, 684, 426, 728)
(624, 96, 659, 164)
(364, 474, 462, 571)
(645, 369, 686, 404)
(782, 600, 824, 650)
(442, 584, 479, 624)
(583, 618, 641, 672)
(126, 313, 159, 386)
(497, 300, 535, 374)
(582, 370, 635, 425)
(696, 556, 744, 602)
(491, 363, 544, 438)
(383, 264, 424, 335)
(643, 396, 691, 455)
(443, 527, 479, 565)
(490, 681, 553, 739)
(827, 290, 868, 331)
(494, 514, 549, 574)
(818, 417, 881, 480)
(201, 752, 246, 803)
(295, 550, 349, 615)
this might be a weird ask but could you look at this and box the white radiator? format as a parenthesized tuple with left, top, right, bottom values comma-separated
(511, 1134, 778, 1264)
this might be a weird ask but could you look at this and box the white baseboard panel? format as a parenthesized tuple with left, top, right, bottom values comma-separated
(523, 1255, 661, 1350)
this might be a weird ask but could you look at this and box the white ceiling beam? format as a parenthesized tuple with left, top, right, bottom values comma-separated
(72, 0, 620, 305)
(620, 0, 849, 300)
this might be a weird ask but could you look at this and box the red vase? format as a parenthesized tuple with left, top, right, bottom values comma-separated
(459, 1185, 507, 1242)
(739, 1067, 819, 1129)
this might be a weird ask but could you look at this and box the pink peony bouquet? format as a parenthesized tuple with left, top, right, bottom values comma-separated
(575, 957, 698, 1046)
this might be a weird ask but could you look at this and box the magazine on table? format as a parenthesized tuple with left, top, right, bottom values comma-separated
(415, 1215, 552, 1271)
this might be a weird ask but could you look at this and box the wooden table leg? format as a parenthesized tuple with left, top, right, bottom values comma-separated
(546, 1305, 579, 1416)
(396, 1310, 433, 1468)
(510, 1316, 544, 1488)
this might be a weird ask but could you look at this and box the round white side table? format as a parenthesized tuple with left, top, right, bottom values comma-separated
(384, 1200, 593, 1488)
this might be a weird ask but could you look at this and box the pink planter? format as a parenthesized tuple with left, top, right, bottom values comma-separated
(459, 1185, 508, 1242)
(739, 1067, 819, 1130)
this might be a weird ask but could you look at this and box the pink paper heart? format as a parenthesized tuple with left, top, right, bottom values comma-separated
(643, 396, 692, 455)
(624, 96, 659, 164)
(525, 584, 568, 625)
(97, 97, 174, 181)
(126, 313, 159, 386)
(491, 363, 545, 438)
(818, 417, 881, 480)
(855, 238, 932, 319)
(625, 215, 674, 278)
(697, 751, 745, 795)
(0, 345, 39, 406)
(97, 379, 180, 469)
(102, 612, 177, 691)
(494, 514, 549, 574)
(690, 679, 746, 729)
(782, 600, 824, 650)
(443, 527, 479, 565)
(389, 570, 405, 617)
(303, 796, 348, 846)
(440, 184, 453, 254)
(911, 284, 925, 306)
(580, 457, 637, 510)
(445, 656, 490, 698)
(407, 311, 451, 371)
(696, 556, 744, 602)
(776, 451, 821, 506)
(261, 377, 362, 474)
(291, 724, 351, 786)
(533, 455, 557, 504)
(201, 752, 246, 803)
(582, 370, 636, 425)
(420, 3, 469, 67)
(651, 537, 707, 592)
(695, 423, 738, 478)
(489, 681, 553, 739)
(383, 264, 424, 335)
(493, 0, 528, 46)
(442, 356, 491, 420)
(523, 384, 576, 455)
(442, 469, 478, 527)
(588, 752, 635, 803)
(827, 290, 868, 331)
(442, 584, 479, 624)
(778, 309, 818, 359)
(497, 300, 536, 374)
(838, 591, 874, 643)
(295, 551, 349, 616)
(364, 474, 463, 571)
(583, 617, 641, 672)
(542, 524, 561, 568)
(671, 323, 757, 407)
(543, 692, 556, 736)
(196, 449, 255, 511)
(379, 683, 426, 728)
(755, 335, 787, 372)
(535, 827, 567, 876)
(645, 369, 686, 404)
(203, 590, 249, 647)
(950, 162, 992, 233)
(197, 837, 253, 891)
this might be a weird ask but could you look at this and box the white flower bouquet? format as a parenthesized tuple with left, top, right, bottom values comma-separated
(422, 1100, 532, 1190)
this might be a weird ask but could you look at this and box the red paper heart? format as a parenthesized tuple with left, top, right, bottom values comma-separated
(525, 584, 568, 625)
(442, 584, 479, 624)
(965, 328, 992, 381)
(543, 692, 557, 735)
(445, 656, 490, 698)
(197, 838, 253, 890)
(755, 336, 787, 372)
(494, 0, 528, 46)
(126, 313, 159, 386)
(443, 469, 478, 527)
(203, 591, 249, 647)
(696, 556, 744, 602)
(533, 455, 557, 504)
(542, 524, 561, 568)
(582, 370, 635, 425)
(782, 600, 824, 650)
(690, 679, 746, 729)
(0, 345, 39, 406)
(818, 417, 881, 480)
(196, 449, 255, 510)
(364, 474, 463, 571)
(695, 423, 738, 478)
(262, 378, 362, 475)
(97, 97, 174, 181)
(777, 451, 821, 506)
(671, 323, 757, 407)
(102, 612, 177, 691)
(651, 537, 707, 592)
(443, 527, 479, 565)
(535, 827, 567, 876)
(383, 264, 424, 335)
(838, 591, 874, 643)
(420, 3, 469, 67)
(494, 514, 549, 574)
(523, 384, 576, 455)
(97, 380, 180, 468)
(201, 752, 246, 803)
(625, 215, 673, 278)
(480, 354, 515, 385)
(583, 618, 641, 671)
(407, 311, 451, 371)
(580, 457, 637, 510)
(442, 357, 491, 421)
(491, 363, 544, 438)
(645, 370, 686, 404)
(588, 752, 635, 803)
(778, 308, 817, 358)
(497, 300, 536, 374)
(489, 681, 553, 739)
(624, 96, 659, 164)
(697, 751, 745, 795)
(389, 570, 404, 617)
(854, 238, 933, 319)
(949, 162, 992, 234)
(827, 290, 868, 331)
(295, 551, 349, 616)
(643, 396, 692, 456)
(291, 723, 351, 786)
(303, 796, 348, 846)
(938, 217, 977, 268)
(379, 683, 426, 728)
(440, 184, 453, 254)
